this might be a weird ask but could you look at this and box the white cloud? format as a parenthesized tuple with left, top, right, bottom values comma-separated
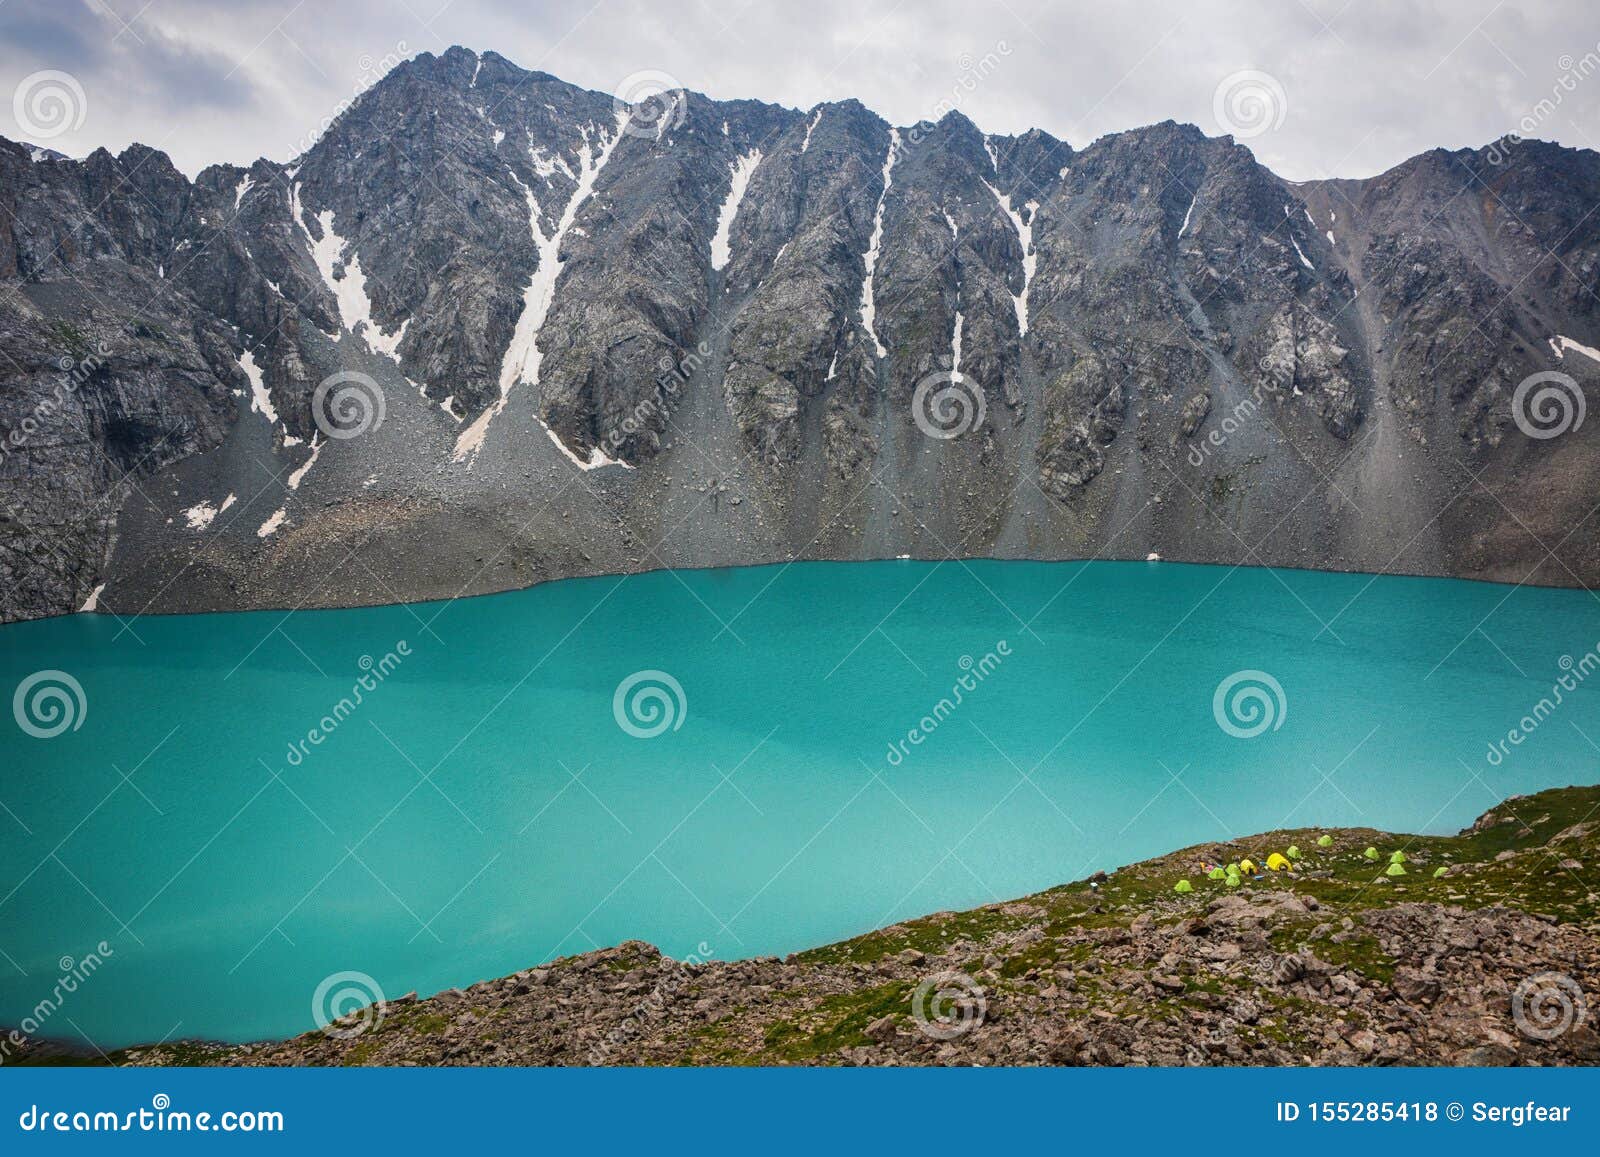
(0, 0, 1595, 181)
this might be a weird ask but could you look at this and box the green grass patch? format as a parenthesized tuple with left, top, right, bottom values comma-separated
(759, 982, 913, 1062)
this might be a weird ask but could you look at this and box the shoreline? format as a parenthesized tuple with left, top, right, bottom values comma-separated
(12, 782, 1598, 1067)
(15, 552, 1598, 631)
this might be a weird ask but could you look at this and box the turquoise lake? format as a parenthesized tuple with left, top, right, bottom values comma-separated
(2, 559, 1598, 1047)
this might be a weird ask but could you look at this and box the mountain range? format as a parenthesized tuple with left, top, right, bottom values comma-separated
(3, 45, 1598, 623)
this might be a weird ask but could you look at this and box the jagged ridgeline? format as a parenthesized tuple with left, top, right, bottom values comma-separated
(2, 45, 1598, 622)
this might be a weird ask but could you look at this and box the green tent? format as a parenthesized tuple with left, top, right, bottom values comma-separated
(1317, 834, 1333, 847)
(1363, 846, 1381, 861)
(1174, 879, 1194, 894)
(1286, 845, 1301, 860)
(1385, 862, 1407, 877)
(1433, 866, 1448, 878)
(1224, 871, 1242, 887)
(1389, 850, 1407, 864)
(1208, 867, 1227, 881)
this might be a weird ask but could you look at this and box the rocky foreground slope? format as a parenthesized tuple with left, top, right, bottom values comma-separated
(18, 784, 1590, 1068)
(3, 46, 1600, 623)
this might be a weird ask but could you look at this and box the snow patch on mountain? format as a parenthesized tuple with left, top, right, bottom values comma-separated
(531, 147, 573, 180)
(183, 500, 219, 530)
(1550, 334, 1600, 363)
(365, 318, 408, 363)
(257, 508, 288, 538)
(287, 436, 322, 490)
(1284, 205, 1315, 269)
(183, 492, 237, 530)
(239, 350, 277, 424)
(711, 149, 762, 272)
(538, 418, 634, 471)
(801, 109, 821, 153)
(986, 182, 1037, 336)
(1290, 234, 1314, 269)
(859, 129, 900, 358)
(291, 184, 408, 361)
(455, 113, 627, 465)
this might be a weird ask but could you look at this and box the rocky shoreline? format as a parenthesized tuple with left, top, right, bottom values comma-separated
(12, 784, 1598, 1068)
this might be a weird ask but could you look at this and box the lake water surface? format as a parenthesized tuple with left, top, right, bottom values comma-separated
(3, 560, 1598, 1046)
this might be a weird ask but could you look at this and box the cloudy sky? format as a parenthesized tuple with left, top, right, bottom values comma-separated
(3, 0, 1598, 181)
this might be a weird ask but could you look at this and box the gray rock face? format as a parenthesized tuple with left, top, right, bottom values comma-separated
(2, 47, 1598, 623)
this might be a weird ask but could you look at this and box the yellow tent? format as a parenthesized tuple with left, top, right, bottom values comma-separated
(1239, 858, 1258, 875)
(1265, 852, 1291, 871)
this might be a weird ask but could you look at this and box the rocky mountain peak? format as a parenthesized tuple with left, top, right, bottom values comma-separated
(1, 53, 1597, 622)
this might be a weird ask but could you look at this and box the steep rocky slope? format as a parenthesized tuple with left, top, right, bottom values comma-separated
(16, 784, 1596, 1067)
(3, 46, 1599, 623)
